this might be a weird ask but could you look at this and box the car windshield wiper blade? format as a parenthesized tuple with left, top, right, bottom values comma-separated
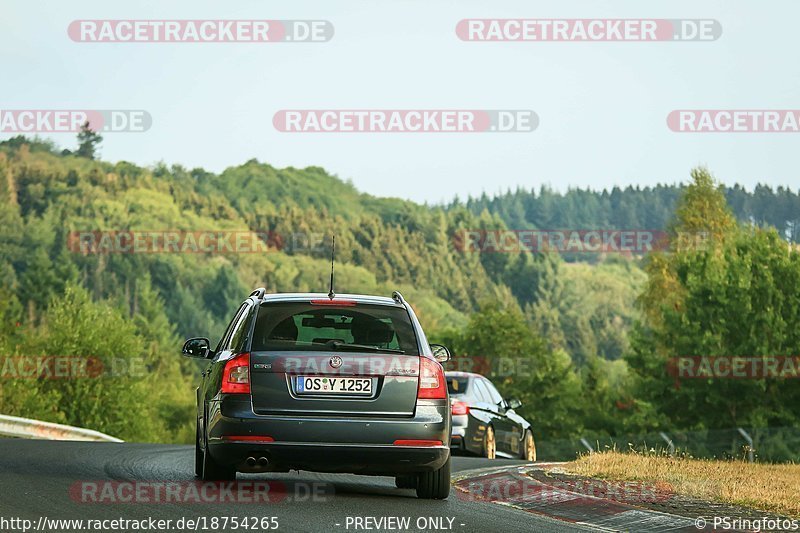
(313, 340, 406, 354)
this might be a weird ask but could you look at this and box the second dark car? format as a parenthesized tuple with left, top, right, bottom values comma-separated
(446, 371, 536, 461)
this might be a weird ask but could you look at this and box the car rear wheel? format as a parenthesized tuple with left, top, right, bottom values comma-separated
(521, 430, 536, 462)
(395, 475, 416, 489)
(201, 443, 236, 481)
(194, 419, 203, 478)
(416, 455, 450, 499)
(483, 426, 496, 459)
(200, 419, 236, 481)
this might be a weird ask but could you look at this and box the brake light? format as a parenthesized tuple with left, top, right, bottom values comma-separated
(310, 299, 357, 306)
(451, 400, 470, 416)
(417, 357, 447, 399)
(221, 352, 250, 394)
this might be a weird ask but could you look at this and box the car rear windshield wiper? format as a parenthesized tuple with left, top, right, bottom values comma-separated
(314, 340, 406, 354)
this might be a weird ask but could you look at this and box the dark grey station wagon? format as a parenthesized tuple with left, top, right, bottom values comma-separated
(182, 289, 452, 499)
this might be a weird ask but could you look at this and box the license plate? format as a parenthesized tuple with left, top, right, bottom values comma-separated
(295, 376, 372, 395)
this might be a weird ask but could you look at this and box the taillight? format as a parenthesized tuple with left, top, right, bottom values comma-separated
(451, 400, 470, 415)
(418, 357, 447, 399)
(221, 352, 250, 394)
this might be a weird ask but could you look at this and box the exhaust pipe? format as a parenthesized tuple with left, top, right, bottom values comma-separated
(245, 456, 257, 467)
(257, 457, 269, 467)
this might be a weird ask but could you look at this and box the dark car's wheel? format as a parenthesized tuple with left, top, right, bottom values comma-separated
(483, 425, 496, 459)
(395, 475, 416, 489)
(202, 441, 236, 481)
(416, 455, 450, 499)
(200, 419, 236, 481)
(194, 419, 203, 478)
(521, 430, 536, 462)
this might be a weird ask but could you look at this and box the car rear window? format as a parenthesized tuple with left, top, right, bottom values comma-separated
(447, 376, 469, 396)
(251, 302, 419, 354)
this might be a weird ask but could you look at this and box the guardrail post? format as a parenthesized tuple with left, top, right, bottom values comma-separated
(737, 428, 754, 463)
(579, 437, 594, 454)
(658, 431, 675, 456)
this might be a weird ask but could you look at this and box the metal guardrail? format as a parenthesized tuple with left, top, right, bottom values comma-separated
(541, 427, 795, 462)
(0, 414, 123, 442)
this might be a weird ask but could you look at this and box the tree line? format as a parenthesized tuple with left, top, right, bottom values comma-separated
(456, 181, 800, 245)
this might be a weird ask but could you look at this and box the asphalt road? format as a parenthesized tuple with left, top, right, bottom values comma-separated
(0, 440, 594, 533)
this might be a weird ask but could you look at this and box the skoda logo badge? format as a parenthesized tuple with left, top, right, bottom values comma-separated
(329, 356, 343, 369)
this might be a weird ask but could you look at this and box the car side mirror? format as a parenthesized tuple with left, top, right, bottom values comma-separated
(182, 337, 212, 359)
(507, 398, 522, 410)
(430, 344, 451, 364)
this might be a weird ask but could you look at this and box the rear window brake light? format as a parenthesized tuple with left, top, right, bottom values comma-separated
(310, 299, 357, 306)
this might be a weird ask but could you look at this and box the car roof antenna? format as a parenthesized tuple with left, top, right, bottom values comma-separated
(328, 235, 336, 300)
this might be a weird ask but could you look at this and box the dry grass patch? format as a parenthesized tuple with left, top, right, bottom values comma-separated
(567, 451, 800, 518)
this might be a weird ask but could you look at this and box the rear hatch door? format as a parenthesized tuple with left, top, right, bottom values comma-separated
(249, 300, 420, 417)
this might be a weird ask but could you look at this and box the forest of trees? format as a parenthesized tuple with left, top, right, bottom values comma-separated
(0, 135, 797, 460)
(457, 181, 800, 247)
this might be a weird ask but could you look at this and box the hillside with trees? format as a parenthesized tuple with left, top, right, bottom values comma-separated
(1, 136, 797, 460)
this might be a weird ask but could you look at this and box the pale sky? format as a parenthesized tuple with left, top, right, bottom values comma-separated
(2, 0, 799, 203)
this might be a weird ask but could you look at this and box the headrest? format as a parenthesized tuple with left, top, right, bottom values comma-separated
(268, 317, 298, 341)
(351, 317, 394, 345)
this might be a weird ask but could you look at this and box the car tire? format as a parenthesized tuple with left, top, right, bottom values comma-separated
(194, 419, 203, 478)
(483, 425, 496, 459)
(521, 429, 536, 462)
(416, 455, 450, 499)
(395, 475, 416, 489)
(200, 420, 236, 481)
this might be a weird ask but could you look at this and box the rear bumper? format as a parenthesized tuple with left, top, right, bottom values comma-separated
(206, 396, 451, 475)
